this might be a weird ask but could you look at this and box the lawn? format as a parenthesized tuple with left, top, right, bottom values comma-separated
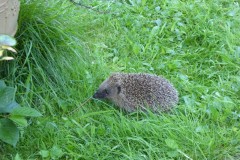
(0, 0, 239, 159)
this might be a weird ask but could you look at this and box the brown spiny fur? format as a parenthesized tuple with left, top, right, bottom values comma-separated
(93, 73, 178, 112)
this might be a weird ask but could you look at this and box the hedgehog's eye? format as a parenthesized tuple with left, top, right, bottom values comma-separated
(104, 89, 109, 95)
(117, 86, 121, 94)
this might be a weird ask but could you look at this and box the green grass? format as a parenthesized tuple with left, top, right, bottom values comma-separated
(0, 0, 240, 159)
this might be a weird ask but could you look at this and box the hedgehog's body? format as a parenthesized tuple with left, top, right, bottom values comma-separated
(93, 73, 178, 112)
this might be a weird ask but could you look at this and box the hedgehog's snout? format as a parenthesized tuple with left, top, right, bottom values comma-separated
(93, 90, 106, 99)
(93, 91, 100, 99)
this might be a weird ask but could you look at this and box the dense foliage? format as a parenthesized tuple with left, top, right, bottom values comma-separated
(0, 0, 239, 159)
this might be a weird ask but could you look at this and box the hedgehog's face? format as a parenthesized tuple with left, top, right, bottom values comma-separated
(93, 77, 121, 100)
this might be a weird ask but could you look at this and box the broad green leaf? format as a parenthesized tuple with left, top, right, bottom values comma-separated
(0, 85, 15, 101)
(155, 19, 162, 26)
(0, 81, 19, 113)
(14, 153, 22, 160)
(150, 26, 159, 37)
(155, 6, 161, 11)
(165, 138, 179, 149)
(50, 146, 64, 159)
(9, 115, 28, 127)
(0, 101, 20, 113)
(112, 56, 119, 63)
(11, 107, 42, 117)
(39, 150, 50, 158)
(0, 35, 17, 46)
(0, 80, 6, 88)
(0, 118, 19, 147)
(167, 150, 179, 157)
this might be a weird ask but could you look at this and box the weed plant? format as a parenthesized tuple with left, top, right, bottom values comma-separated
(0, 0, 239, 159)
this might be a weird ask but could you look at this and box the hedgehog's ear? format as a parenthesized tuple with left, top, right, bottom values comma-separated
(117, 85, 121, 94)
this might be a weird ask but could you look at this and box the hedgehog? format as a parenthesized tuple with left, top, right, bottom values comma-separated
(93, 73, 178, 112)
